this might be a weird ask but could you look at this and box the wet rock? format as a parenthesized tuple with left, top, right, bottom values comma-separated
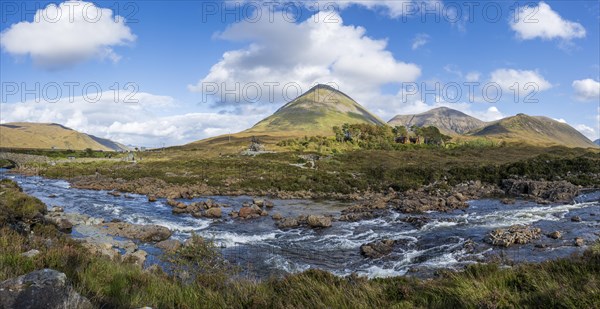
(271, 213, 283, 220)
(571, 216, 582, 222)
(108, 191, 121, 197)
(148, 195, 157, 202)
(0, 269, 93, 309)
(229, 211, 239, 218)
(238, 206, 261, 219)
(172, 207, 188, 215)
(83, 242, 120, 260)
(486, 225, 542, 247)
(547, 231, 562, 239)
(99, 222, 172, 242)
(402, 216, 430, 229)
(360, 239, 395, 258)
(574, 237, 585, 247)
(166, 198, 179, 207)
(306, 215, 332, 228)
(264, 200, 274, 208)
(156, 239, 182, 253)
(50, 206, 64, 213)
(502, 179, 580, 203)
(253, 198, 265, 207)
(260, 210, 269, 217)
(48, 194, 57, 198)
(21, 249, 40, 258)
(339, 212, 374, 222)
(204, 207, 222, 218)
(501, 198, 516, 205)
(277, 217, 299, 229)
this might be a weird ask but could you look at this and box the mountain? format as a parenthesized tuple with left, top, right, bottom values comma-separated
(595, 139, 600, 146)
(388, 107, 486, 135)
(0, 122, 129, 151)
(245, 84, 387, 135)
(472, 114, 597, 148)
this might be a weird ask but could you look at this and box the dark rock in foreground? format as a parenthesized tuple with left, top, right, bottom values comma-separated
(0, 269, 92, 309)
(360, 240, 396, 258)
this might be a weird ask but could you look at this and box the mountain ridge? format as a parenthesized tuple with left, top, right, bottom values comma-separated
(388, 107, 486, 135)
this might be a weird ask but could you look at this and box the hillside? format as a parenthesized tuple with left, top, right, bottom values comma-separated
(0, 122, 129, 151)
(595, 139, 600, 146)
(472, 114, 597, 148)
(246, 84, 387, 135)
(388, 107, 486, 135)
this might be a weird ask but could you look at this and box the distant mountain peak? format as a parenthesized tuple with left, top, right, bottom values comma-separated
(388, 107, 486, 135)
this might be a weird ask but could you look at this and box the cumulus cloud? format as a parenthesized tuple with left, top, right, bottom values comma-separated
(0, 92, 264, 147)
(189, 11, 421, 107)
(0, 1, 136, 69)
(411, 33, 430, 50)
(465, 71, 480, 82)
(490, 69, 552, 93)
(572, 79, 600, 101)
(510, 1, 586, 41)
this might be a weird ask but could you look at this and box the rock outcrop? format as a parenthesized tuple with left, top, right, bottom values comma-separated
(99, 222, 172, 242)
(501, 179, 580, 203)
(0, 269, 93, 309)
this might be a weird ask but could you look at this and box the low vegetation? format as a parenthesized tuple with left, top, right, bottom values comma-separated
(1, 179, 599, 308)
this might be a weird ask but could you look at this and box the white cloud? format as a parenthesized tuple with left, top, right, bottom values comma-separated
(0, 92, 264, 147)
(574, 124, 597, 141)
(189, 11, 421, 106)
(411, 33, 430, 50)
(0, 1, 135, 69)
(572, 79, 600, 101)
(510, 1, 586, 41)
(553, 118, 567, 123)
(490, 69, 552, 93)
(465, 71, 480, 82)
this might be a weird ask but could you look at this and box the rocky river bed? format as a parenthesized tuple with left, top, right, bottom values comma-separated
(2, 169, 599, 279)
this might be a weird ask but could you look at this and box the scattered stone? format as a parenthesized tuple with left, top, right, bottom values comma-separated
(148, 195, 157, 202)
(253, 198, 265, 207)
(48, 194, 57, 198)
(46, 217, 73, 233)
(123, 250, 148, 268)
(486, 225, 542, 247)
(264, 200, 274, 208)
(574, 237, 585, 247)
(571, 216, 582, 222)
(360, 239, 395, 258)
(156, 239, 182, 253)
(108, 191, 121, 197)
(99, 222, 172, 242)
(260, 210, 269, 216)
(0, 269, 93, 309)
(204, 207, 222, 218)
(502, 179, 580, 203)
(166, 198, 179, 207)
(50, 206, 64, 213)
(277, 217, 299, 229)
(501, 198, 516, 205)
(21, 249, 40, 258)
(306, 215, 332, 228)
(271, 213, 283, 220)
(547, 231, 562, 239)
(401, 216, 430, 229)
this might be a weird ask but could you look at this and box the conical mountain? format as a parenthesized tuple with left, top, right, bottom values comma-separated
(246, 84, 387, 135)
(472, 114, 597, 148)
(388, 107, 486, 135)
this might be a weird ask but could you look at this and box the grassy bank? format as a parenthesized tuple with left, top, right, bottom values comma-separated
(27, 145, 600, 195)
(1, 179, 599, 308)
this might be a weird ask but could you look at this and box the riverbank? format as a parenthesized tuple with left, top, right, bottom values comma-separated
(1, 178, 600, 308)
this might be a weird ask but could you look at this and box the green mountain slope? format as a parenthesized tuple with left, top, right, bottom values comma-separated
(0, 122, 129, 151)
(472, 114, 597, 148)
(388, 107, 486, 135)
(245, 84, 387, 135)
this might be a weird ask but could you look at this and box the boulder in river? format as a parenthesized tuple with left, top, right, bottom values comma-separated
(486, 225, 541, 247)
(360, 240, 396, 258)
(99, 222, 172, 242)
(204, 207, 222, 218)
(156, 239, 182, 253)
(574, 237, 585, 247)
(271, 213, 283, 220)
(277, 217, 299, 228)
(306, 215, 332, 228)
(0, 269, 93, 309)
(547, 231, 562, 239)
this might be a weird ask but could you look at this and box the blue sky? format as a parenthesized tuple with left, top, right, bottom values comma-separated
(1, 0, 599, 146)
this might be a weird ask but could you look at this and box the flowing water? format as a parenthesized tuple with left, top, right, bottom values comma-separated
(2, 170, 599, 279)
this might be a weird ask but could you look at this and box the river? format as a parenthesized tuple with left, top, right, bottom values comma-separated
(2, 169, 599, 279)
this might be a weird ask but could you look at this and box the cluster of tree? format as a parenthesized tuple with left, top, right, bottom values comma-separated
(333, 124, 451, 146)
